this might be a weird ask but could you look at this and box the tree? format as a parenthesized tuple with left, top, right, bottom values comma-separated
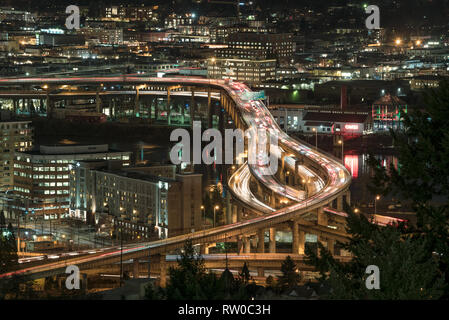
(0, 211, 6, 229)
(367, 80, 449, 298)
(277, 256, 301, 291)
(238, 262, 251, 285)
(0, 223, 18, 275)
(305, 208, 445, 299)
(147, 240, 251, 300)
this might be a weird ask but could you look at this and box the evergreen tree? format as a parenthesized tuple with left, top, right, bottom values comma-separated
(0, 211, 6, 229)
(367, 80, 449, 298)
(305, 208, 445, 299)
(238, 262, 251, 285)
(0, 223, 18, 274)
(277, 256, 301, 291)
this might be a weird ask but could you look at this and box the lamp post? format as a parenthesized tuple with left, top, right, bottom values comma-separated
(201, 205, 205, 230)
(374, 195, 380, 214)
(338, 138, 344, 164)
(213, 205, 219, 228)
(312, 127, 317, 150)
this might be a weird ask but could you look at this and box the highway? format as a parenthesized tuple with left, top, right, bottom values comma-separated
(0, 76, 353, 280)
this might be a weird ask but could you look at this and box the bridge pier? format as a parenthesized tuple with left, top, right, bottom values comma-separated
(327, 239, 335, 255)
(133, 258, 140, 279)
(134, 87, 140, 117)
(237, 236, 244, 254)
(207, 90, 212, 128)
(166, 89, 171, 125)
(96, 89, 102, 113)
(159, 254, 167, 288)
(244, 236, 251, 253)
(345, 191, 351, 206)
(292, 220, 299, 254)
(317, 207, 327, 226)
(298, 230, 305, 254)
(269, 227, 276, 253)
(257, 229, 265, 253)
(337, 195, 343, 212)
(237, 205, 243, 222)
(200, 244, 209, 255)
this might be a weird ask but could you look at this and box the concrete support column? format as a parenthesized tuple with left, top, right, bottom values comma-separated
(337, 196, 343, 212)
(167, 89, 171, 125)
(226, 192, 232, 224)
(96, 90, 102, 113)
(46, 96, 52, 117)
(190, 90, 195, 125)
(244, 236, 251, 253)
(257, 267, 265, 277)
(237, 236, 243, 254)
(232, 204, 237, 223)
(134, 87, 140, 116)
(328, 238, 335, 256)
(346, 191, 351, 206)
(317, 207, 327, 226)
(207, 90, 212, 128)
(269, 227, 276, 253)
(81, 274, 88, 293)
(133, 258, 140, 279)
(298, 230, 305, 255)
(292, 220, 299, 254)
(200, 244, 209, 255)
(237, 206, 243, 222)
(160, 254, 167, 288)
(257, 229, 265, 253)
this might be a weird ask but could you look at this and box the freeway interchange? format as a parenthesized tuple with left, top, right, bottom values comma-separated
(0, 76, 353, 280)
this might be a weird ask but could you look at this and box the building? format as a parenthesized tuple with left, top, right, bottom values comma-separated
(12, 144, 131, 220)
(104, 5, 155, 21)
(0, 119, 33, 191)
(410, 75, 447, 91)
(69, 161, 202, 239)
(302, 111, 372, 136)
(219, 32, 294, 64)
(37, 33, 85, 47)
(208, 58, 276, 84)
(372, 95, 408, 131)
(269, 105, 372, 135)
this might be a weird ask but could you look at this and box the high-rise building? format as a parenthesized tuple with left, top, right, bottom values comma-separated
(218, 32, 294, 63)
(0, 119, 33, 191)
(12, 144, 131, 220)
(208, 58, 276, 83)
(69, 161, 202, 239)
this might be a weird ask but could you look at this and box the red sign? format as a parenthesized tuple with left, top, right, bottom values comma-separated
(344, 124, 359, 130)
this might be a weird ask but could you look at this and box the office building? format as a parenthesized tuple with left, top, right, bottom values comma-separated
(208, 58, 276, 83)
(0, 119, 33, 191)
(69, 161, 202, 239)
(12, 144, 131, 220)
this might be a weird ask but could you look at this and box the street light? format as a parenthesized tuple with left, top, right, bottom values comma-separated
(374, 195, 380, 214)
(213, 205, 220, 228)
(312, 127, 317, 150)
(338, 138, 344, 163)
(200, 205, 205, 230)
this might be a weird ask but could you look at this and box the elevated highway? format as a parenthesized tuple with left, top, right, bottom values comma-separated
(0, 76, 353, 284)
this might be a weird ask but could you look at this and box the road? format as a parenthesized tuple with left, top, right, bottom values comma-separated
(0, 76, 352, 280)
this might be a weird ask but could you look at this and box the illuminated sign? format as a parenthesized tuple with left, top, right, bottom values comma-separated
(345, 124, 359, 130)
